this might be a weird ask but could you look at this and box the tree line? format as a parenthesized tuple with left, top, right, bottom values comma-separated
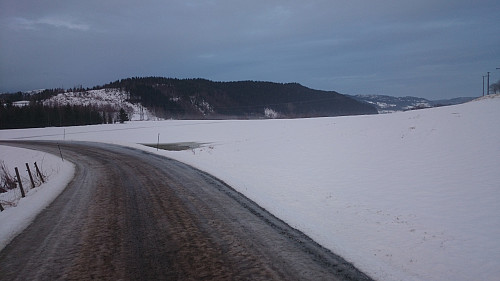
(1, 76, 378, 129)
(103, 77, 378, 118)
(490, 80, 500, 95)
(0, 103, 105, 129)
(0, 87, 132, 129)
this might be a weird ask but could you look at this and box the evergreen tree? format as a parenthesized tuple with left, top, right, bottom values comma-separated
(118, 108, 129, 123)
(107, 112, 113, 124)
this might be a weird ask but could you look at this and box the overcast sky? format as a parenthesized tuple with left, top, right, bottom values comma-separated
(1, 0, 499, 99)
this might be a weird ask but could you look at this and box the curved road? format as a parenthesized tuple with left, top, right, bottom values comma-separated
(0, 141, 372, 281)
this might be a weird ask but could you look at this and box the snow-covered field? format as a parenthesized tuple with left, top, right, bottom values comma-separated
(1, 95, 499, 281)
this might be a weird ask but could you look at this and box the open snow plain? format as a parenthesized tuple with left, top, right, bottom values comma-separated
(1, 95, 499, 280)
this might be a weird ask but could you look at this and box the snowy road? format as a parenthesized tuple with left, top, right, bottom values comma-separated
(0, 141, 371, 280)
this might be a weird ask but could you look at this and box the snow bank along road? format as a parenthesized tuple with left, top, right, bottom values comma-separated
(0, 141, 372, 281)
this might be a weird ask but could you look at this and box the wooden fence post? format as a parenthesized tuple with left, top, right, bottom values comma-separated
(157, 133, 160, 151)
(58, 144, 64, 162)
(14, 167, 25, 198)
(26, 163, 35, 189)
(34, 162, 45, 183)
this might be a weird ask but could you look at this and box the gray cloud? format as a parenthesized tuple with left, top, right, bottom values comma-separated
(8, 16, 90, 31)
(1, 0, 499, 99)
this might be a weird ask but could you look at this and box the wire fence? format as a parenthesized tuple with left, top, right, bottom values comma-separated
(0, 161, 46, 211)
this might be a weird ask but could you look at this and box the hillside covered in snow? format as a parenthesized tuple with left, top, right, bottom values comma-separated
(1, 77, 380, 129)
(349, 94, 475, 113)
(42, 88, 157, 122)
(2, 77, 378, 124)
(101, 77, 378, 119)
(1, 94, 499, 280)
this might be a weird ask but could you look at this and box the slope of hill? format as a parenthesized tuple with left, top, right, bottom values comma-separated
(350, 94, 476, 113)
(42, 88, 157, 121)
(1, 78, 377, 124)
(102, 77, 378, 119)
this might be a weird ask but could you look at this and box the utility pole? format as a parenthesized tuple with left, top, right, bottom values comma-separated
(487, 72, 490, 95)
(495, 68, 500, 95)
(483, 75, 486, 96)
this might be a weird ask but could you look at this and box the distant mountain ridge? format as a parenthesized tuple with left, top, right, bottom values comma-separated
(349, 94, 475, 113)
(5, 77, 477, 125)
(0, 77, 482, 129)
(100, 77, 378, 119)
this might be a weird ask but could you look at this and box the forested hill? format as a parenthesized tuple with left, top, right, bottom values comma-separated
(103, 77, 377, 119)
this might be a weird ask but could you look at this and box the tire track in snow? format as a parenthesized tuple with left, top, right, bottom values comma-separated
(0, 141, 372, 281)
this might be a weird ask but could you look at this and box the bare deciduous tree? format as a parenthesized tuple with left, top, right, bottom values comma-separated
(490, 80, 500, 95)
